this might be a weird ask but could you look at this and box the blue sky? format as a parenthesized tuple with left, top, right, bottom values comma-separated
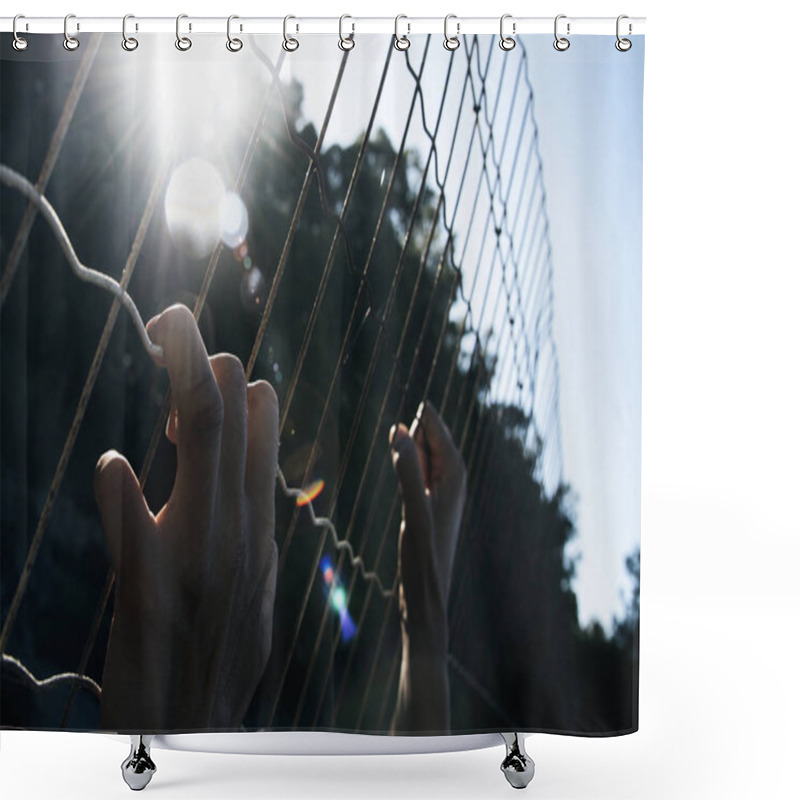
(528, 35, 644, 629)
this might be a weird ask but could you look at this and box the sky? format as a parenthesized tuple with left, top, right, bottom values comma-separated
(528, 35, 644, 629)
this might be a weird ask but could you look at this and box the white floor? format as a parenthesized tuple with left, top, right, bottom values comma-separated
(2, 592, 798, 799)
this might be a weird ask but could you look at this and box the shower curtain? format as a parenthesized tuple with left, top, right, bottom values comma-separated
(0, 26, 643, 738)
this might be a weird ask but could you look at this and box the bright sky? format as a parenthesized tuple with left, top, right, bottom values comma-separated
(529, 36, 644, 630)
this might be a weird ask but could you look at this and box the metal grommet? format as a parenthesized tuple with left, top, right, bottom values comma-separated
(499, 14, 516, 51)
(282, 15, 299, 52)
(175, 13, 192, 51)
(615, 14, 632, 51)
(338, 14, 355, 51)
(63, 13, 80, 51)
(554, 14, 570, 51)
(12, 15, 28, 51)
(122, 14, 139, 51)
(226, 14, 243, 52)
(443, 13, 460, 51)
(394, 14, 410, 51)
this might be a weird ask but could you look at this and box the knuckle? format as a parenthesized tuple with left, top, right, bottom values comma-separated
(212, 353, 246, 395)
(247, 380, 279, 422)
(186, 373, 224, 437)
(248, 379, 278, 408)
(158, 303, 196, 345)
(164, 302, 195, 329)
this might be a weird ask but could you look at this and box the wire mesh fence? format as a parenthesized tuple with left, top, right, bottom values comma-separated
(0, 31, 565, 733)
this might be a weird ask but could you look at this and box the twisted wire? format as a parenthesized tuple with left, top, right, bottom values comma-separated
(0, 165, 167, 657)
(2, 654, 101, 700)
(0, 34, 103, 304)
(277, 470, 393, 598)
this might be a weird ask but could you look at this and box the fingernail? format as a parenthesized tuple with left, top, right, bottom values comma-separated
(390, 424, 410, 448)
(389, 424, 398, 447)
(96, 450, 120, 473)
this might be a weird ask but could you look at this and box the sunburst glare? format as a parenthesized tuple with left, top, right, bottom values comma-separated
(164, 158, 225, 258)
(219, 191, 249, 248)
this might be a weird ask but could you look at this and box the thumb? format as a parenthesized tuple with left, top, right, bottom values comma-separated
(389, 424, 429, 532)
(95, 451, 153, 575)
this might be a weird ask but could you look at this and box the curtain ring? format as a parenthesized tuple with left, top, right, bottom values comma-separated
(339, 14, 355, 51)
(499, 14, 516, 51)
(63, 13, 80, 51)
(394, 14, 410, 51)
(175, 14, 192, 51)
(283, 15, 299, 51)
(226, 14, 243, 52)
(122, 14, 139, 51)
(615, 14, 632, 51)
(443, 14, 460, 51)
(12, 15, 28, 52)
(554, 15, 570, 51)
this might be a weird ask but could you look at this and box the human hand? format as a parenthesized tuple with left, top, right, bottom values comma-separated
(389, 401, 466, 732)
(390, 400, 466, 641)
(96, 304, 279, 732)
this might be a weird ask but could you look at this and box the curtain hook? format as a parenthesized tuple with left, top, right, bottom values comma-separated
(226, 14, 243, 52)
(12, 14, 28, 51)
(63, 13, 80, 51)
(616, 14, 632, 51)
(283, 15, 299, 51)
(444, 13, 460, 51)
(122, 14, 139, 51)
(394, 14, 410, 51)
(554, 14, 570, 51)
(499, 14, 516, 51)
(339, 14, 355, 51)
(175, 13, 192, 51)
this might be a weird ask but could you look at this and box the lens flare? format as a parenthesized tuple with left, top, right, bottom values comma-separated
(339, 612, 356, 642)
(219, 191, 249, 248)
(296, 479, 325, 507)
(331, 587, 347, 611)
(240, 266, 267, 312)
(164, 158, 225, 258)
(318, 555, 356, 643)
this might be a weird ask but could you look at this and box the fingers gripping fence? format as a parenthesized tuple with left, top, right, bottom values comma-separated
(0, 32, 563, 731)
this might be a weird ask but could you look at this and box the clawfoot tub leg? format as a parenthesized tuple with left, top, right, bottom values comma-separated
(121, 735, 157, 791)
(500, 733, 535, 789)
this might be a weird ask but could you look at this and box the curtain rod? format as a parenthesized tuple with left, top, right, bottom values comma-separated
(0, 16, 646, 36)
